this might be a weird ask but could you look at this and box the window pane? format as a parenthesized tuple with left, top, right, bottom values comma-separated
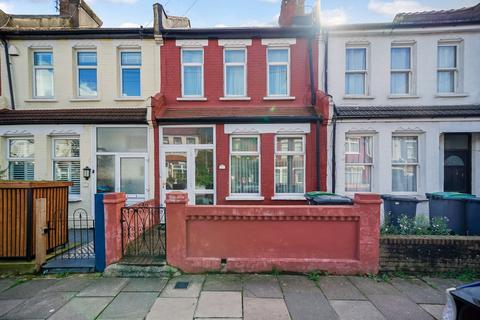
(231, 137, 258, 152)
(9, 139, 34, 158)
(54, 139, 79, 158)
(437, 71, 454, 93)
(225, 50, 245, 63)
(275, 155, 304, 193)
(438, 46, 456, 68)
(182, 50, 203, 63)
(34, 69, 54, 97)
(345, 165, 371, 192)
(78, 52, 97, 66)
(276, 137, 303, 152)
(195, 149, 213, 190)
(195, 194, 214, 205)
(346, 48, 366, 71)
(34, 52, 52, 66)
(268, 49, 288, 63)
(97, 127, 147, 152)
(183, 66, 202, 96)
(391, 47, 410, 70)
(165, 152, 187, 191)
(122, 69, 141, 96)
(120, 158, 145, 195)
(392, 136, 418, 164)
(78, 69, 97, 96)
(54, 161, 80, 195)
(391, 72, 409, 94)
(9, 161, 34, 180)
(269, 65, 287, 95)
(96, 155, 115, 193)
(121, 52, 141, 66)
(226, 65, 245, 96)
(345, 136, 372, 163)
(231, 155, 259, 193)
(162, 127, 213, 145)
(392, 165, 417, 192)
(345, 73, 365, 95)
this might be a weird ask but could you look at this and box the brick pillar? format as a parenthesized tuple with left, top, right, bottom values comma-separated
(103, 192, 126, 266)
(166, 192, 188, 268)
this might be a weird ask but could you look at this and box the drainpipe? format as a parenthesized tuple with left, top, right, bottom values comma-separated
(308, 32, 321, 191)
(1, 37, 15, 109)
(331, 103, 337, 194)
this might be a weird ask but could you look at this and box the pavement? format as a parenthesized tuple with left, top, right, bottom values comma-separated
(0, 273, 466, 320)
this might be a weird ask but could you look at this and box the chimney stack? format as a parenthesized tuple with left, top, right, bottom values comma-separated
(278, 0, 305, 27)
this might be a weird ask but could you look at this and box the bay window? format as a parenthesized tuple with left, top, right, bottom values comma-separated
(77, 51, 98, 97)
(437, 45, 458, 93)
(391, 47, 411, 95)
(345, 47, 367, 95)
(267, 48, 289, 96)
(224, 48, 246, 97)
(53, 138, 81, 197)
(120, 51, 141, 97)
(392, 136, 418, 192)
(8, 138, 34, 181)
(275, 136, 305, 195)
(33, 51, 54, 98)
(345, 136, 373, 192)
(230, 136, 260, 195)
(182, 49, 203, 97)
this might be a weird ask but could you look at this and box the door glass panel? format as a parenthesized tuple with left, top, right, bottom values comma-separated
(120, 158, 145, 195)
(165, 152, 188, 190)
(96, 155, 115, 193)
(195, 194, 214, 205)
(195, 149, 213, 190)
(445, 134, 469, 150)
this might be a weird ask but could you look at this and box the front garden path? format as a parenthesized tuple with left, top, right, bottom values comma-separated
(0, 273, 467, 319)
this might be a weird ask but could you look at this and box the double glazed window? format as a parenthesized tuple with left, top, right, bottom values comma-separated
(53, 139, 80, 196)
(267, 48, 289, 96)
(275, 136, 305, 194)
(392, 136, 418, 192)
(77, 51, 98, 97)
(33, 51, 54, 98)
(224, 49, 246, 97)
(182, 49, 203, 97)
(230, 136, 260, 195)
(391, 47, 412, 95)
(437, 45, 458, 93)
(8, 139, 34, 181)
(120, 51, 141, 97)
(345, 47, 367, 95)
(345, 136, 373, 192)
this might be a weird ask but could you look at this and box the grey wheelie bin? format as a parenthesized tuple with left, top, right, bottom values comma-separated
(465, 197, 480, 236)
(382, 195, 419, 226)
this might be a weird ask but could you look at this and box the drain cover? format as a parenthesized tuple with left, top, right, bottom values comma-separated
(174, 281, 190, 289)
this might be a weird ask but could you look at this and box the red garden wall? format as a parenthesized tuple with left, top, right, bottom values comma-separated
(166, 192, 381, 274)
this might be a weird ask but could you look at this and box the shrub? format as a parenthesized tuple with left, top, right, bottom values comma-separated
(381, 214, 452, 235)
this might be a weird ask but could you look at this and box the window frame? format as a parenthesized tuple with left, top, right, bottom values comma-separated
(76, 50, 98, 98)
(181, 48, 204, 98)
(266, 47, 291, 97)
(344, 134, 374, 193)
(52, 137, 81, 197)
(437, 44, 459, 94)
(223, 47, 247, 97)
(390, 46, 412, 95)
(119, 50, 142, 97)
(391, 135, 419, 193)
(274, 135, 306, 196)
(32, 50, 54, 99)
(229, 135, 261, 197)
(7, 138, 35, 181)
(345, 46, 368, 96)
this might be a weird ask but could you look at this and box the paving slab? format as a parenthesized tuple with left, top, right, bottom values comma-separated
(0, 299, 24, 317)
(122, 278, 167, 292)
(77, 277, 129, 297)
(46, 276, 95, 292)
(98, 292, 158, 320)
(0, 279, 15, 293)
(160, 275, 204, 298)
(390, 278, 445, 304)
(146, 297, 197, 320)
(244, 297, 291, 320)
(420, 304, 444, 320)
(422, 277, 463, 293)
(48, 297, 113, 320)
(348, 277, 401, 296)
(0, 279, 58, 300)
(203, 274, 243, 291)
(367, 294, 435, 320)
(243, 274, 283, 298)
(195, 291, 242, 318)
(318, 276, 366, 300)
(3, 290, 75, 320)
(330, 300, 385, 320)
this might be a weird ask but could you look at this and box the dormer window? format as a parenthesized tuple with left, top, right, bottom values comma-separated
(181, 49, 204, 97)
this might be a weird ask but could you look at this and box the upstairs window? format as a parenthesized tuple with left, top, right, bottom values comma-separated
(182, 49, 203, 97)
(345, 47, 367, 95)
(53, 138, 80, 196)
(275, 136, 305, 195)
(77, 51, 98, 97)
(120, 51, 141, 97)
(267, 48, 289, 96)
(230, 136, 260, 195)
(33, 51, 54, 98)
(392, 136, 418, 192)
(391, 47, 411, 95)
(8, 138, 34, 181)
(437, 45, 458, 93)
(224, 49, 246, 97)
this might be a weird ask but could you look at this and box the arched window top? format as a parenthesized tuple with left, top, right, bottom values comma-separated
(445, 155, 464, 167)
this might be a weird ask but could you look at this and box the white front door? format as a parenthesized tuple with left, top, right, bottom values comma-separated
(118, 155, 148, 204)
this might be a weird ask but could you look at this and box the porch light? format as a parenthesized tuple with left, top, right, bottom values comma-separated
(83, 166, 92, 180)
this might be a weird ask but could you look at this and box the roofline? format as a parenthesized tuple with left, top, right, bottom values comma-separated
(327, 19, 480, 32)
(337, 114, 480, 120)
(160, 26, 318, 39)
(0, 27, 155, 40)
(0, 119, 148, 125)
(156, 115, 321, 124)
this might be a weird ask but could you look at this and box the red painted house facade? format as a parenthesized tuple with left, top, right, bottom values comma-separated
(152, 1, 329, 205)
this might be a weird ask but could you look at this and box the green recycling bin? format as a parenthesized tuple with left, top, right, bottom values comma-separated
(305, 191, 335, 205)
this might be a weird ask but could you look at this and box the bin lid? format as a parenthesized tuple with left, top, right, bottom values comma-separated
(305, 191, 336, 197)
(426, 192, 476, 200)
(465, 197, 480, 203)
(381, 194, 419, 202)
(451, 281, 480, 308)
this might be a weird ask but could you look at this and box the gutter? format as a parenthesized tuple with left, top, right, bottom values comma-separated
(156, 115, 321, 125)
(1, 37, 15, 109)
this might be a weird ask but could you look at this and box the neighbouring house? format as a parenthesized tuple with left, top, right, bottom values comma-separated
(324, 3, 480, 215)
(152, 0, 329, 206)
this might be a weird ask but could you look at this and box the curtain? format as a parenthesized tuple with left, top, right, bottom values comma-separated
(121, 52, 141, 66)
(275, 155, 304, 193)
(231, 155, 259, 194)
(345, 73, 365, 95)
(184, 66, 202, 96)
(391, 48, 410, 69)
(391, 72, 408, 94)
(226, 65, 245, 96)
(345, 165, 371, 192)
(269, 65, 287, 95)
(392, 165, 417, 192)
(346, 48, 366, 70)
(437, 71, 454, 93)
(438, 46, 456, 68)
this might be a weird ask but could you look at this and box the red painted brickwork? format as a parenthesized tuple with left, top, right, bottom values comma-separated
(166, 192, 381, 274)
(103, 192, 126, 266)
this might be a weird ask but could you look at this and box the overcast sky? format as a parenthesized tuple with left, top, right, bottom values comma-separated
(0, 0, 478, 28)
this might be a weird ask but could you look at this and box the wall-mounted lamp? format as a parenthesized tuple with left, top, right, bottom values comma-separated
(83, 166, 92, 180)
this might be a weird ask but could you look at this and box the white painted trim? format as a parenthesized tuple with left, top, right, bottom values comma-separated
(219, 97, 251, 101)
(271, 195, 305, 200)
(218, 39, 252, 47)
(261, 38, 296, 46)
(0, 125, 83, 136)
(226, 195, 265, 201)
(224, 123, 311, 134)
(176, 39, 208, 47)
(263, 96, 295, 100)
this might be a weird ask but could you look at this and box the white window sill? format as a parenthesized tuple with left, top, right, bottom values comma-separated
(219, 97, 251, 101)
(263, 96, 296, 101)
(343, 95, 375, 100)
(177, 97, 208, 101)
(68, 197, 82, 203)
(70, 98, 101, 102)
(114, 97, 146, 102)
(271, 195, 306, 201)
(25, 98, 58, 103)
(435, 93, 469, 98)
(226, 195, 265, 201)
(388, 95, 420, 99)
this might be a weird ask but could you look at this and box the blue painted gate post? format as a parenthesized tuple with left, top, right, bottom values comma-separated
(94, 193, 106, 272)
